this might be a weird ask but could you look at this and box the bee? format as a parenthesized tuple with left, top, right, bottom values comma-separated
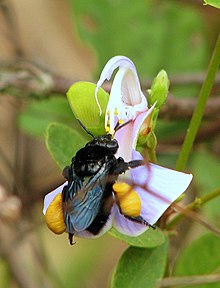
(46, 120, 155, 244)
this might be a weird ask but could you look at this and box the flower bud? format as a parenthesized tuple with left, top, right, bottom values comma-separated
(148, 70, 169, 109)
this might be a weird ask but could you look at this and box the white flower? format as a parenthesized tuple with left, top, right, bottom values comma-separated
(43, 56, 193, 240)
(95, 56, 148, 134)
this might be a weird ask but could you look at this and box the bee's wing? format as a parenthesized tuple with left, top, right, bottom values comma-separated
(63, 164, 111, 233)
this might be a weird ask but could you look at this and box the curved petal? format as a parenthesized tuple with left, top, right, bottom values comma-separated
(112, 150, 192, 236)
(131, 150, 193, 224)
(114, 121, 133, 162)
(43, 183, 113, 239)
(74, 214, 113, 239)
(95, 56, 138, 94)
(95, 56, 136, 116)
(112, 204, 148, 236)
(105, 67, 128, 133)
(43, 182, 66, 215)
(95, 55, 148, 134)
(114, 105, 155, 161)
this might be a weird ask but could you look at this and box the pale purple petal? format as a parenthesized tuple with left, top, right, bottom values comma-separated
(114, 106, 155, 161)
(112, 204, 147, 236)
(114, 121, 133, 161)
(112, 150, 192, 236)
(43, 182, 66, 215)
(131, 150, 192, 224)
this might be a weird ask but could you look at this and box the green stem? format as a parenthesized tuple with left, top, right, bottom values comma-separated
(148, 146, 157, 164)
(176, 31, 220, 171)
(147, 109, 159, 164)
(167, 188, 220, 228)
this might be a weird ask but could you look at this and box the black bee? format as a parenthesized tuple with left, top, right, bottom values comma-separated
(62, 120, 154, 245)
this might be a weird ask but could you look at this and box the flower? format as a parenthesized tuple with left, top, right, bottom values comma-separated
(94, 56, 192, 235)
(95, 55, 149, 135)
(43, 56, 193, 240)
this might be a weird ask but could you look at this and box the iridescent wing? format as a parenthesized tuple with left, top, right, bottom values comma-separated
(62, 163, 111, 233)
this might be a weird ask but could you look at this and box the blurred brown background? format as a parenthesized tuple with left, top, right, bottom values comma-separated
(0, 0, 220, 287)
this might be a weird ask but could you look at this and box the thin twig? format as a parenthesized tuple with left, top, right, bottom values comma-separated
(167, 188, 220, 229)
(159, 274, 220, 287)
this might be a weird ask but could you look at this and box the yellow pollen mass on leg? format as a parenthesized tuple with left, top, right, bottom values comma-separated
(45, 193, 66, 234)
(113, 182, 141, 217)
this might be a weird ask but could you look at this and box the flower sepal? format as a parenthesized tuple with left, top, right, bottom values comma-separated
(67, 81, 109, 135)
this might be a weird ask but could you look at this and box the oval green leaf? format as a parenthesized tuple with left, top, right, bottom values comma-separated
(67, 81, 109, 135)
(46, 122, 88, 170)
(110, 238, 168, 288)
(174, 233, 220, 288)
(204, 1, 220, 9)
(109, 227, 165, 248)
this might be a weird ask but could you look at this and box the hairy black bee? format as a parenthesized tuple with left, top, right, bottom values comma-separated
(62, 121, 154, 245)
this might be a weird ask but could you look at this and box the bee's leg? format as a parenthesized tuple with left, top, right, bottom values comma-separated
(114, 158, 144, 175)
(68, 233, 76, 245)
(124, 215, 156, 229)
(127, 159, 144, 168)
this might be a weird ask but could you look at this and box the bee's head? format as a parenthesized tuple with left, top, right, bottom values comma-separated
(87, 134, 119, 154)
(77, 118, 132, 155)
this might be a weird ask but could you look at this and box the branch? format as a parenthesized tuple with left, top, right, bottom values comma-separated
(167, 187, 220, 229)
(0, 61, 220, 120)
(159, 274, 220, 287)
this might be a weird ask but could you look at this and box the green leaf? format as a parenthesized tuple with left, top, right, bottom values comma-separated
(174, 233, 220, 288)
(204, 0, 220, 9)
(45, 123, 88, 170)
(110, 238, 168, 288)
(67, 81, 109, 135)
(19, 96, 74, 137)
(109, 227, 165, 248)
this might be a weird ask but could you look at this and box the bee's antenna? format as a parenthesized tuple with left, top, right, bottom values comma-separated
(114, 119, 133, 132)
(77, 119, 95, 138)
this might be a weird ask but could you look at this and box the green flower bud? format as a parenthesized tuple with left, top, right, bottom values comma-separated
(148, 70, 169, 109)
(146, 131, 157, 150)
(67, 81, 109, 135)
